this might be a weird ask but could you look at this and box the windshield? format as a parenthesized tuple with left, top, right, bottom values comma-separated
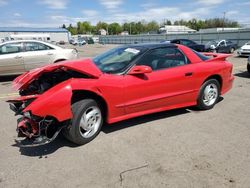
(93, 46, 145, 74)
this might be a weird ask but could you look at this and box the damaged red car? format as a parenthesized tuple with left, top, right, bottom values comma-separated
(7, 43, 234, 146)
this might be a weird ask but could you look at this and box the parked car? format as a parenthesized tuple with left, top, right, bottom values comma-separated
(0, 40, 78, 76)
(237, 41, 250, 57)
(92, 36, 99, 43)
(8, 43, 234, 147)
(71, 39, 87, 46)
(87, 37, 94, 44)
(57, 41, 65, 45)
(170, 39, 205, 52)
(205, 40, 237, 53)
(247, 56, 250, 74)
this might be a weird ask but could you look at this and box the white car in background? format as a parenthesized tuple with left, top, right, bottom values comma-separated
(0, 40, 78, 76)
(237, 42, 250, 57)
(71, 39, 87, 46)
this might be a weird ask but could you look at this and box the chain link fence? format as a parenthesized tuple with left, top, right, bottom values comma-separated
(100, 29, 250, 47)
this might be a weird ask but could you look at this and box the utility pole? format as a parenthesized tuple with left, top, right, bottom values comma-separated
(222, 11, 226, 31)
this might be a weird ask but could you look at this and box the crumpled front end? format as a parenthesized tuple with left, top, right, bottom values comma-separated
(8, 95, 70, 147)
(7, 61, 97, 147)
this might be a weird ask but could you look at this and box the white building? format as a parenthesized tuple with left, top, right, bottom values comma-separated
(159, 25, 196, 34)
(0, 27, 70, 43)
(99, 29, 107, 35)
(199, 27, 240, 33)
(120, 31, 129, 35)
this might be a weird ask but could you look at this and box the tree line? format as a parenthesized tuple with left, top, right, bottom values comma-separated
(63, 18, 239, 35)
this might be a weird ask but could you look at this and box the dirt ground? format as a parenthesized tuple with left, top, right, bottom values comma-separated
(0, 44, 250, 188)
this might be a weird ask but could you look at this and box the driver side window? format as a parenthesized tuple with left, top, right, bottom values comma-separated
(137, 47, 189, 71)
(219, 41, 226, 46)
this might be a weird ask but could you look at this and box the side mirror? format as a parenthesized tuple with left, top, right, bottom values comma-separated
(128, 65, 152, 75)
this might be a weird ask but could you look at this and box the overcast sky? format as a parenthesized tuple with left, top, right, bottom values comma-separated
(0, 0, 249, 27)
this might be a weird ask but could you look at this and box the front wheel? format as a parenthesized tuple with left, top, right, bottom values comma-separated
(63, 99, 103, 145)
(197, 79, 220, 110)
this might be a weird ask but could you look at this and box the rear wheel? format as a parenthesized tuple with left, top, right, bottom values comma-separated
(197, 79, 220, 110)
(63, 99, 103, 145)
(229, 47, 235, 54)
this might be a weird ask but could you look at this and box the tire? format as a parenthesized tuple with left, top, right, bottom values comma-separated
(247, 63, 250, 74)
(63, 99, 103, 145)
(197, 79, 220, 110)
(229, 47, 235, 54)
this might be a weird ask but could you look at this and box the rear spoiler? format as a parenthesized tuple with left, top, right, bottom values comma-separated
(202, 52, 232, 62)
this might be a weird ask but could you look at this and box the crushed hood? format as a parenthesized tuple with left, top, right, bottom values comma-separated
(13, 58, 102, 90)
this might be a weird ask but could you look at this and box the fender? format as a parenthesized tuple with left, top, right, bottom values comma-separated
(24, 79, 73, 121)
(24, 78, 107, 122)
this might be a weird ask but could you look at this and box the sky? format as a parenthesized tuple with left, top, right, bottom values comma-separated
(0, 0, 249, 28)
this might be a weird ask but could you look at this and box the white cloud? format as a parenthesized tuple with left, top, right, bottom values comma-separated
(82, 10, 99, 17)
(14, 13, 21, 17)
(100, 6, 212, 23)
(226, 10, 238, 16)
(99, 0, 123, 9)
(140, 3, 157, 9)
(0, 0, 7, 6)
(197, 0, 225, 5)
(39, 0, 69, 9)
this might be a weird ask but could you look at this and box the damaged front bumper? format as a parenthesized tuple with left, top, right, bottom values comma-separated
(8, 97, 68, 147)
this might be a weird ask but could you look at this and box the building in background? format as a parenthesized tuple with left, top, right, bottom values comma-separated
(98, 29, 107, 35)
(0, 27, 70, 43)
(159, 25, 196, 34)
(199, 27, 240, 33)
(120, 31, 129, 35)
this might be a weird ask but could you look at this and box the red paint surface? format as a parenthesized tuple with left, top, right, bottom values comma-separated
(11, 45, 234, 124)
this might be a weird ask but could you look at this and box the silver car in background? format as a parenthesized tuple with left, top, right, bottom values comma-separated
(0, 40, 78, 76)
(237, 41, 250, 57)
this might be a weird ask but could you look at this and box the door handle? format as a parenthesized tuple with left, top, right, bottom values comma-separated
(14, 55, 22, 59)
(185, 72, 193, 76)
(47, 52, 53, 55)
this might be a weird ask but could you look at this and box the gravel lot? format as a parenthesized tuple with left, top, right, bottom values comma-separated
(0, 44, 250, 188)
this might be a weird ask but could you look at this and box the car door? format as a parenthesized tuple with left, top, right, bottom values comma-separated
(124, 47, 197, 114)
(0, 42, 25, 75)
(22, 42, 56, 71)
(217, 40, 227, 53)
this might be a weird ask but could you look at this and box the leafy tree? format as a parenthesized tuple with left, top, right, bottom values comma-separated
(108, 22, 122, 35)
(145, 21, 159, 32)
(67, 24, 77, 35)
(65, 18, 239, 35)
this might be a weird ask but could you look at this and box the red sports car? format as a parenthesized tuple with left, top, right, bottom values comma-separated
(8, 43, 234, 146)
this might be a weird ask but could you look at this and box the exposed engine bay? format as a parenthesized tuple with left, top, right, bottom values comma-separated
(19, 69, 89, 96)
(8, 68, 88, 147)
